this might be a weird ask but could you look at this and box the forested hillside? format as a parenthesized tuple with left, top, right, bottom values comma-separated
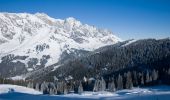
(1, 38, 170, 95)
(28, 38, 170, 93)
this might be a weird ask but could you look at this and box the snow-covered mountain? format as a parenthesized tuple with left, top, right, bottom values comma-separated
(0, 12, 120, 77)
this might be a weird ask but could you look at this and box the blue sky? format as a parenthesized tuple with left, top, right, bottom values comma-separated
(0, 0, 169, 40)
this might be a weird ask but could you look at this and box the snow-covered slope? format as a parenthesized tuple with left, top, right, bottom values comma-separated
(0, 12, 120, 77)
(0, 84, 42, 94)
(0, 85, 170, 100)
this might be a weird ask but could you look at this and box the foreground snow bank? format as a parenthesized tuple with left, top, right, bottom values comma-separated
(0, 84, 170, 100)
(0, 84, 42, 94)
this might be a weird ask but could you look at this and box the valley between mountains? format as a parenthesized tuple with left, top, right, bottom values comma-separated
(0, 12, 170, 98)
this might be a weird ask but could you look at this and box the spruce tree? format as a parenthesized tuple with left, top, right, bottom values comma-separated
(78, 82, 83, 94)
(27, 81, 34, 88)
(146, 70, 150, 83)
(40, 82, 48, 94)
(93, 80, 99, 92)
(49, 88, 54, 95)
(117, 74, 123, 90)
(108, 78, 116, 92)
(125, 71, 133, 89)
(101, 77, 106, 91)
(133, 71, 138, 86)
(152, 69, 158, 81)
(35, 83, 40, 91)
(141, 73, 144, 85)
(64, 83, 68, 95)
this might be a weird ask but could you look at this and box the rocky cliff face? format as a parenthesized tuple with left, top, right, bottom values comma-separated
(0, 12, 120, 78)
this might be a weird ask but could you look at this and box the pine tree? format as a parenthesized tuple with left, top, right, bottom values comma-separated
(108, 78, 116, 92)
(53, 76, 58, 83)
(35, 83, 40, 91)
(27, 81, 34, 88)
(93, 79, 99, 92)
(117, 74, 123, 90)
(49, 82, 57, 95)
(57, 81, 65, 94)
(101, 77, 106, 91)
(141, 73, 144, 85)
(146, 70, 150, 83)
(64, 83, 68, 95)
(125, 71, 133, 89)
(149, 76, 152, 82)
(40, 81, 48, 94)
(152, 69, 158, 81)
(133, 71, 138, 86)
(78, 82, 83, 94)
(49, 88, 54, 95)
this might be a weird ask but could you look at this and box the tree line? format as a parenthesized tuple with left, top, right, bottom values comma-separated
(1, 66, 170, 95)
(1, 39, 170, 95)
(28, 67, 169, 95)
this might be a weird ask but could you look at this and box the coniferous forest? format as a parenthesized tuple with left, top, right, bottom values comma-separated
(1, 38, 170, 95)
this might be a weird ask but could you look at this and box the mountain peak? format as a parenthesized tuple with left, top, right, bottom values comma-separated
(64, 17, 81, 26)
(0, 12, 120, 77)
(65, 17, 77, 21)
(35, 12, 48, 16)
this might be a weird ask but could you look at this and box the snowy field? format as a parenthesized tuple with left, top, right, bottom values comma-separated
(0, 84, 170, 100)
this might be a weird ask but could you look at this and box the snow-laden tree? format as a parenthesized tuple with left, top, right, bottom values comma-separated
(27, 81, 34, 89)
(48, 82, 57, 95)
(141, 73, 144, 85)
(93, 77, 106, 92)
(117, 74, 123, 90)
(56, 81, 65, 94)
(108, 78, 116, 92)
(101, 77, 106, 91)
(152, 69, 158, 81)
(40, 81, 49, 94)
(133, 71, 138, 86)
(78, 82, 83, 94)
(35, 83, 40, 91)
(49, 88, 55, 95)
(93, 79, 99, 92)
(64, 83, 68, 95)
(146, 70, 150, 83)
(125, 71, 133, 89)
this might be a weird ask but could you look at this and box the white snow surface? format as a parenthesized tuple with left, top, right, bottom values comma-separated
(122, 39, 137, 47)
(0, 84, 42, 94)
(0, 12, 120, 71)
(10, 75, 26, 80)
(1, 84, 170, 100)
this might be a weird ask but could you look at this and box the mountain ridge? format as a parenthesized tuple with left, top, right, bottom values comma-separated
(0, 12, 120, 78)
